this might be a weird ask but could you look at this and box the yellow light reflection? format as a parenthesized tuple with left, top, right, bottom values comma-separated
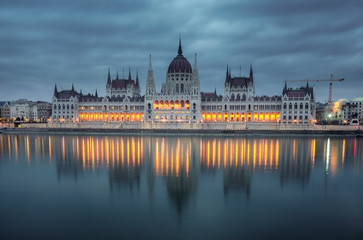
(342, 139, 345, 165)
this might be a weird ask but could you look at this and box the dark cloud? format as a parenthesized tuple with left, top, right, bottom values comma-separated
(0, 0, 362, 102)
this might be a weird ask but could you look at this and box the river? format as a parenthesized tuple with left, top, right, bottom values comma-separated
(0, 134, 362, 239)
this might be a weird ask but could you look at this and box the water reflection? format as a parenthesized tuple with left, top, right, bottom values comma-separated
(1, 134, 363, 210)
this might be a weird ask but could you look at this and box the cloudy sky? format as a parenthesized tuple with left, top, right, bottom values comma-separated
(1, 0, 362, 103)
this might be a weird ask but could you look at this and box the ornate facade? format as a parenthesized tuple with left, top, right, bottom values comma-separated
(51, 39, 316, 125)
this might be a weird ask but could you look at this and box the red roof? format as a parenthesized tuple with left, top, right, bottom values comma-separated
(111, 79, 137, 89)
(167, 54, 192, 74)
(227, 77, 252, 88)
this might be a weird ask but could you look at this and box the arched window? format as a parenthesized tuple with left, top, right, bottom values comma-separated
(294, 103, 297, 109)
(148, 103, 151, 110)
(176, 84, 179, 94)
(305, 103, 309, 110)
(300, 103, 303, 109)
(283, 103, 287, 110)
(63, 104, 65, 110)
(193, 103, 196, 110)
(225, 105, 228, 110)
(54, 105, 57, 110)
(180, 84, 184, 93)
(231, 94, 235, 100)
(71, 105, 74, 110)
(289, 103, 292, 110)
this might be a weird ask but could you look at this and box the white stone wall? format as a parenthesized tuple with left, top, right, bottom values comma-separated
(51, 96, 79, 123)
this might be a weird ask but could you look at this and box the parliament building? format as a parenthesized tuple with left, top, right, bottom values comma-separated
(51, 39, 316, 125)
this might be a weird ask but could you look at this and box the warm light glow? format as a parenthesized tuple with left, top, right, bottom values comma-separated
(253, 112, 258, 121)
(217, 113, 222, 122)
(259, 112, 264, 121)
(265, 113, 270, 121)
(206, 112, 211, 121)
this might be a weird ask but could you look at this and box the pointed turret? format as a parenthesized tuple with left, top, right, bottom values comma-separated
(192, 53, 199, 80)
(214, 87, 217, 95)
(107, 68, 111, 84)
(95, 89, 98, 98)
(284, 81, 287, 92)
(80, 89, 82, 95)
(249, 64, 253, 82)
(192, 53, 200, 95)
(71, 83, 74, 92)
(306, 81, 309, 89)
(136, 70, 139, 87)
(145, 54, 156, 96)
(225, 65, 229, 83)
(178, 35, 182, 55)
(116, 70, 119, 80)
(54, 84, 58, 97)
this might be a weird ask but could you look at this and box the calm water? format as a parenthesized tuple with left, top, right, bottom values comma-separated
(0, 134, 363, 240)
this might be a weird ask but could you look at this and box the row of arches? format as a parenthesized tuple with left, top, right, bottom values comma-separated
(79, 112, 144, 122)
(154, 100, 190, 110)
(202, 112, 281, 122)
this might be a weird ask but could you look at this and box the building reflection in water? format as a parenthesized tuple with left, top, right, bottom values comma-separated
(1, 134, 363, 209)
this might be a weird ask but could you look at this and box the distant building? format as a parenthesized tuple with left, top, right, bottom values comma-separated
(341, 98, 363, 124)
(37, 101, 52, 122)
(9, 99, 38, 121)
(0, 101, 11, 121)
(315, 102, 328, 122)
(51, 38, 316, 125)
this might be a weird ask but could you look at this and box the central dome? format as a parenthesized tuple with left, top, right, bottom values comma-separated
(167, 38, 192, 74)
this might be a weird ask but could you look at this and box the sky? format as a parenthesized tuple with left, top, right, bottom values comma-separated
(0, 0, 362, 103)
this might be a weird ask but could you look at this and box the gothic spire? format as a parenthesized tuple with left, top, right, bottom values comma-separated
(107, 67, 111, 84)
(54, 83, 58, 97)
(284, 81, 287, 91)
(214, 87, 217, 95)
(249, 64, 253, 82)
(136, 70, 139, 87)
(146, 54, 156, 96)
(116, 69, 119, 80)
(148, 54, 153, 70)
(193, 53, 199, 77)
(95, 89, 98, 97)
(71, 83, 74, 92)
(306, 81, 309, 89)
(225, 65, 229, 83)
(128, 67, 132, 81)
(178, 35, 182, 55)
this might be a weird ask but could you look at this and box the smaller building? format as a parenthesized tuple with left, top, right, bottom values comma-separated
(37, 101, 52, 122)
(0, 101, 11, 122)
(9, 99, 38, 122)
(315, 102, 328, 123)
(341, 98, 363, 124)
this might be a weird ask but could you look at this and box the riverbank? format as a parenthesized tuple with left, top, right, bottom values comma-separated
(2, 126, 363, 137)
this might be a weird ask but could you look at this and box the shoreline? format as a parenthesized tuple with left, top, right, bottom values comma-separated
(2, 127, 363, 137)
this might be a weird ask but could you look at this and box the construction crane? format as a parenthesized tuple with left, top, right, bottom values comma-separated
(285, 74, 344, 113)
